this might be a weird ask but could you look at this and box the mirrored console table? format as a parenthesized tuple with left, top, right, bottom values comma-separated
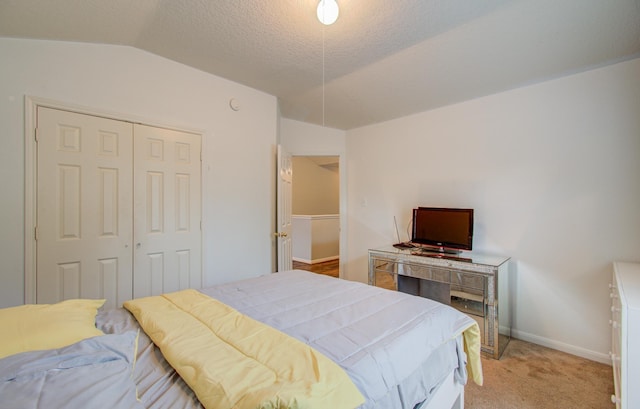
(368, 245, 511, 359)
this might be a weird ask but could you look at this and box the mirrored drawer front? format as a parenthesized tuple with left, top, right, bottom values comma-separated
(396, 264, 452, 283)
(451, 295, 484, 317)
(373, 258, 396, 273)
(451, 271, 485, 291)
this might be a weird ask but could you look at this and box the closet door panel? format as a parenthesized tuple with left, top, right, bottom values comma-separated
(133, 124, 202, 298)
(37, 107, 134, 308)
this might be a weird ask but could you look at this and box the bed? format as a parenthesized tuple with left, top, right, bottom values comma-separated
(0, 270, 481, 409)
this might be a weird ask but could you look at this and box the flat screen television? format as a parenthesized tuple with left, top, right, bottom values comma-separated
(411, 207, 474, 253)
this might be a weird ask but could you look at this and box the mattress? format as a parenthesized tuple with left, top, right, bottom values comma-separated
(95, 270, 476, 409)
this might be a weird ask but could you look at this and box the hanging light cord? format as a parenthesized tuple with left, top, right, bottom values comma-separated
(322, 22, 326, 127)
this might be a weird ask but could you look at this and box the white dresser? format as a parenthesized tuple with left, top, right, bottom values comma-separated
(610, 262, 640, 408)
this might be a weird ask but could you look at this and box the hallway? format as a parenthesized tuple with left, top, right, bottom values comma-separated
(292, 259, 339, 278)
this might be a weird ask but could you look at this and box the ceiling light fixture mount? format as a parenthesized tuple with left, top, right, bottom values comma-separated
(317, 0, 339, 25)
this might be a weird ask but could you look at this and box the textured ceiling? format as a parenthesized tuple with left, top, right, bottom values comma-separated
(1, 0, 639, 130)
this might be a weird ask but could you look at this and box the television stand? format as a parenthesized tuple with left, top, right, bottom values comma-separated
(368, 245, 511, 359)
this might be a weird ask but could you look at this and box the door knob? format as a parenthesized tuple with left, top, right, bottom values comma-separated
(274, 232, 288, 238)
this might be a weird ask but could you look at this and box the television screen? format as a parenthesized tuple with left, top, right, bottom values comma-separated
(411, 207, 474, 252)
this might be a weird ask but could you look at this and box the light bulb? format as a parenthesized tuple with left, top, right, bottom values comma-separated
(317, 0, 339, 25)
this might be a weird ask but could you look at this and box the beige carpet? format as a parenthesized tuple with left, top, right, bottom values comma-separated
(465, 339, 613, 409)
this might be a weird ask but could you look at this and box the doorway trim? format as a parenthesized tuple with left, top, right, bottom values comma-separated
(24, 96, 205, 303)
(289, 152, 346, 279)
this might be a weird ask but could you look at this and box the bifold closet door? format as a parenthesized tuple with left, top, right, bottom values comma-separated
(36, 107, 134, 309)
(132, 124, 202, 298)
(37, 108, 202, 308)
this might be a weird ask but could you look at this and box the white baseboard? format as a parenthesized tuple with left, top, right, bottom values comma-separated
(511, 329, 610, 365)
(292, 255, 339, 265)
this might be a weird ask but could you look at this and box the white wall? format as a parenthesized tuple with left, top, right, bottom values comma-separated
(345, 58, 640, 362)
(292, 156, 339, 214)
(280, 119, 346, 155)
(0, 38, 278, 308)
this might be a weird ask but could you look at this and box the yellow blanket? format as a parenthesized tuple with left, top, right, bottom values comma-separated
(124, 289, 365, 409)
(462, 322, 483, 386)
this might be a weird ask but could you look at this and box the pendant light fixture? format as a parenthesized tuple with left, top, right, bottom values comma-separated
(317, 0, 339, 25)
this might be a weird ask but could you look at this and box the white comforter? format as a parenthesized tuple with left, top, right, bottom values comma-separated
(201, 270, 476, 409)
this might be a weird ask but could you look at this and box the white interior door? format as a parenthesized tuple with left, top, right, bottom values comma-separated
(133, 124, 202, 297)
(36, 107, 133, 309)
(276, 145, 293, 271)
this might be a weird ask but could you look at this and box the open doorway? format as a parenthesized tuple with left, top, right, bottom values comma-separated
(290, 156, 339, 278)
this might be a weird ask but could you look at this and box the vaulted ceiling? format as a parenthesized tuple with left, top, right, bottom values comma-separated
(1, 0, 639, 130)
